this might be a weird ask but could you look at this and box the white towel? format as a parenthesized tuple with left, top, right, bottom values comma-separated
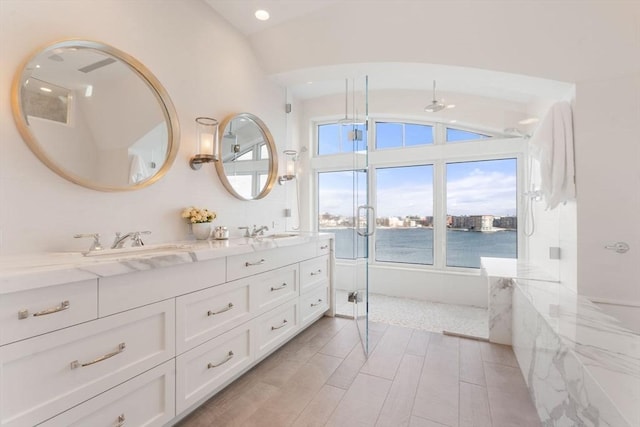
(129, 154, 149, 184)
(529, 101, 576, 209)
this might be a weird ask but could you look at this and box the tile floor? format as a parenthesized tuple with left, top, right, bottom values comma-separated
(177, 316, 540, 427)
(335, 290, 489, 339)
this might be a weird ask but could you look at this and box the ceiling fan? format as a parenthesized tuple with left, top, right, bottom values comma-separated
(424, 80, 453, 113)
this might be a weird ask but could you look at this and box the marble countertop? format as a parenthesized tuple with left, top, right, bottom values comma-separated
(0, 233, 332, 294)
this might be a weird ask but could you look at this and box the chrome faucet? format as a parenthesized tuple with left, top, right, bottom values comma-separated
(111, 231, 151, 249)
(251, 225, 269, 237)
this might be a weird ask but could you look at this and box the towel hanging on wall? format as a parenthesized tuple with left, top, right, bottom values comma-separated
(129, 154, 149, 184)
(529, 100, 576, 209)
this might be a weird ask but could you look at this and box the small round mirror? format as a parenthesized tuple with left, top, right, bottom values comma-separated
(11, 40, 179, 191)
(215, 113, 278, 200)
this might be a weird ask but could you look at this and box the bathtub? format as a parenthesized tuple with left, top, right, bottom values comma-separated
(592, 301, 640, 335)
(513, 279, 639, 427)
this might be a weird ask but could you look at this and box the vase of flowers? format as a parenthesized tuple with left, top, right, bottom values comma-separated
(182, 207, 216, 240)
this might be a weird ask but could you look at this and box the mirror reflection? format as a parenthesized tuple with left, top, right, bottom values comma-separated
(215, 113, 277, 200)
(12, 40, 179, 191)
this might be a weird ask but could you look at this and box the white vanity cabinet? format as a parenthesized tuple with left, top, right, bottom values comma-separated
(0, 236, 333, 427)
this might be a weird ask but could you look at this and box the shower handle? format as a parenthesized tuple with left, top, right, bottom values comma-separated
(356, 205, 376, 237)
(604, 242, 630, 254)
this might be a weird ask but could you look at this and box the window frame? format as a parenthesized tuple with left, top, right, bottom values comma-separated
(312, 115, 526, 272)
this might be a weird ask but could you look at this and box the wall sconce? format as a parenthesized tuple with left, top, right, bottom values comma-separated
(278, 149, 297, 184)
(190, 117, 219, 170)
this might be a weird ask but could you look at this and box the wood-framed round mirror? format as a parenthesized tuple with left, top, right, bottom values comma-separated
(215, 113, 278, 200)
(10, 39, 180, 191)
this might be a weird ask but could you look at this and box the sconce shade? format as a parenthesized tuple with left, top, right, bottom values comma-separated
(190, 117, 219, 170)
(278, 149, 297, 184)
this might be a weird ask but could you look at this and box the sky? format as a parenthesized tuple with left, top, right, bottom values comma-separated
(317, 123, 517, 218)
(319, 159, 517, 218)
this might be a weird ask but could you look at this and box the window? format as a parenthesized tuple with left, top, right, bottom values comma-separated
(446, 159, 517, 268)
(375, 165, 434, 264)
(318, 123, 367, 155)
(446, 128, 490, 142)
(376, 122, 433, 149)
(318, 170, 367, 259)
(314, 118, 521, 269)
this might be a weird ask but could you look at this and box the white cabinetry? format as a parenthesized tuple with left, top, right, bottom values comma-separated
(0, 236, 333, 427)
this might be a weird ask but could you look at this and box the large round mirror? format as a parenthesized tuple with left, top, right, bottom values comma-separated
(10, 40, 179, 191)
(215, 113, 278, 200)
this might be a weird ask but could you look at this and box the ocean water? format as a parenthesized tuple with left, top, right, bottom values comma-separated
(321, 227, 517, 269)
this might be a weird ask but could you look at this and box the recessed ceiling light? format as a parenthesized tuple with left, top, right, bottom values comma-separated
(306, 81, 313, 85)
(255, 9, 270, 21)
(518, 117, 539, 125)
(450, 119, 457, 123)
(445, 104, 456, 109)
(40, 87, 52, 93)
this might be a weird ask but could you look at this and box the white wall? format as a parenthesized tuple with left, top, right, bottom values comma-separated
(249, 1, 640, 306)
(0, 0, 289, 255)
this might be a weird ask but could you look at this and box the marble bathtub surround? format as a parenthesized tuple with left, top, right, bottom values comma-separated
(513, 279, 639, 427)
(482, 257, 560, 346)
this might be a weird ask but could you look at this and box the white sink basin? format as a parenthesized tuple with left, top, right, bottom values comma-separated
(82, 243, 194, 258)
(263, 233, 299, 239)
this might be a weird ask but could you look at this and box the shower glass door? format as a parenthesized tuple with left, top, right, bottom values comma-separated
(351, 76, 371, 354)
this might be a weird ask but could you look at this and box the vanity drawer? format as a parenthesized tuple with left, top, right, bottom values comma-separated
(226, 243, 316, 281)
(99, 258, 225, 316)
(0, 279, 97, 345)
(250, 265, 298, 315)
(39, 359, 175, 427)
(176, 323, 253, 414)
(317, 239, 331, 256)
(0, 299, 175, 427)
(300, 283, 329, 326)
(255, 299, 299, 359)
(176, 280, 252, 354)
(299, 255, 329, 294)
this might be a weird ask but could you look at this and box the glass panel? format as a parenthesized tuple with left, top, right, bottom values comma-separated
(405, 124, 434, 146)
(260, 143, 269, 159)
(318, 123, 368, 155)
(376, 122, 433, 149)
(375, 165, 434, 264)
(446, 159, 517, 268)
(376, 122, 403, 149)
(446, 128, 491, 142)
(318, 170, 367, 259)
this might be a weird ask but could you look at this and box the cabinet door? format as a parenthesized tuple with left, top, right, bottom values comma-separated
(255, 299, 299, 359)
(0, 279, 97, 346)
(300, 283, 329, 326)
(176, 280, 252, 354)
(226, 244, 316, 281)
(176, 324, 253, 414)
(39, 360, 175, 427)
(0, 300, 174, 427)
(250, 265, 298, 316)
(299, 255, 329, 294)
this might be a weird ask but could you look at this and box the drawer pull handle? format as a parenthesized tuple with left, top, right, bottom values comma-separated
(18, 300, 70, 319)
(271, 319, 288, 330)
(270, 283, 287, 291)
(245, 259, 265, 267)
(320, 245, 329, 250)
(70, 342, 126, 369)
(310, 269, 322, 276)
(116, 414, 126, 427)
(311, 299, 323, 307)
(208, 350, 234, 369)
(208, 302, 234, 316)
